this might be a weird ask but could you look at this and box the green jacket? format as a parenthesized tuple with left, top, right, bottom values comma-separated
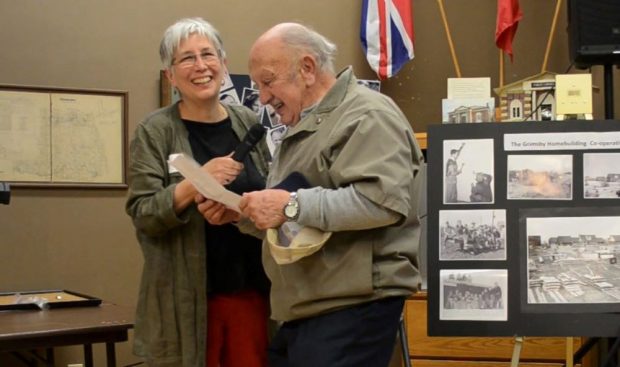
(125, 102, 270, 367)
(264, 67, 424, 321)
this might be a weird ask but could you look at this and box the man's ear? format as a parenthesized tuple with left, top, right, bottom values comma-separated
(300, 55, 317, 86)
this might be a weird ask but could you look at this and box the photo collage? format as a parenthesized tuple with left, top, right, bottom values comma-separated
(427, 120, 620, 337)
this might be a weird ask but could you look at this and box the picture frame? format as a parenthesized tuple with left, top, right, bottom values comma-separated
(0, 289, 102, 310)
(0, 84, 128, 188)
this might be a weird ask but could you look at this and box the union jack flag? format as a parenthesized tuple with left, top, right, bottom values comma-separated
(361, 0, 415, 80)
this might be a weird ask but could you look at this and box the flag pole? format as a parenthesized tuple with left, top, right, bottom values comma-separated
(437, 0, 462, 77)
(499, 50, 504, 88)
(541, 0, 562, 73)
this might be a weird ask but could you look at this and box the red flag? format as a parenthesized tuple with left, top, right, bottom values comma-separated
(495, 0, 523, 61)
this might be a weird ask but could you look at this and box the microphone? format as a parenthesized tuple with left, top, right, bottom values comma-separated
(232, 124, 266, 162)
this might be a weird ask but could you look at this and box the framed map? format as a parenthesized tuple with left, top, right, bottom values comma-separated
(0, 85, 127, 187)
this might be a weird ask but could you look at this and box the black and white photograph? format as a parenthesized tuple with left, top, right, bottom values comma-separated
(440, 269, 508, 321)
(439, 209, 506, 261)
(507, 155, 572, 200)
(241, 87, 262, 115)
(357, 79, 381, 92)
(584, 153, 620, 199)
(266, 125, 287, 156)
(262, 104, 282, 128)
(443, 139, 494, 204)
(219, 88, 240, 106)
(526, 216, 620, 304)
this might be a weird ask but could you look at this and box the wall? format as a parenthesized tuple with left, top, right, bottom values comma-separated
(0, 1, 618, 366)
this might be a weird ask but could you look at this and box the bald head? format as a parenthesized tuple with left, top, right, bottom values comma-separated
(248, 23, 338, 126)
(252, 23, 301, 49)
(250, 23, 337, 75)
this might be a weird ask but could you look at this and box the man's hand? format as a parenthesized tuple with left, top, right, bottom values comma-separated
(196, 195, 241, 225)
(239, 189, 290, 230)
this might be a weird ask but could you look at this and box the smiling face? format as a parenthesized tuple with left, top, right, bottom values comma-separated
(249, 38, 311, 127)
(167, 33, 224, 104)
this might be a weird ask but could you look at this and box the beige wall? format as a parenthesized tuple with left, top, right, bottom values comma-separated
(0, 1, 618, 366)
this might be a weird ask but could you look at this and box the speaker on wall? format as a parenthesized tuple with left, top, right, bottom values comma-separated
(568, 0, 620, 68)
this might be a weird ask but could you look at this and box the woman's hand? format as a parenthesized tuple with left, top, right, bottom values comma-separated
(203, 155, 243, 185)
(195, 194, 241, 225)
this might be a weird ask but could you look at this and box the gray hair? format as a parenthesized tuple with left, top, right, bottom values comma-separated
(280, 24, 338, 74)
(159, 17, 226, 68)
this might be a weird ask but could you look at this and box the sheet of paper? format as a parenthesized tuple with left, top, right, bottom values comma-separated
(447, 77, 491, 99)
(168, 154, 242, 212)
(555, 73, 592, 115)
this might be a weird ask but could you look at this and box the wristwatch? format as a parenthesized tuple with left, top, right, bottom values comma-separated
(283, 192, 300, 221)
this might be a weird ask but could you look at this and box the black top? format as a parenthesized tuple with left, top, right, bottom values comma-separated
(183, 117, 269, 295)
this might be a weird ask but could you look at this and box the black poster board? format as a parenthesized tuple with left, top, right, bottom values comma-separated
(427, 120, 620, 337)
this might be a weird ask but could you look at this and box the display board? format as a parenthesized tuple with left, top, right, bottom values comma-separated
(427, 120, 620, 337)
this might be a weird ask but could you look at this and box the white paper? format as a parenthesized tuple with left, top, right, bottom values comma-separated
(504, 132, 620, 151)
(447, 77, 491, 99)
(555, 73, 593, 115)
(168, 154, 242, 212)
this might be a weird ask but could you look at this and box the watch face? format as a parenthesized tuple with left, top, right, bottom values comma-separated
(284, 203, 298, 218)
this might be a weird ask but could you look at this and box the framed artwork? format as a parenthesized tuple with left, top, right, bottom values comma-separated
(0, 84, 128, 188)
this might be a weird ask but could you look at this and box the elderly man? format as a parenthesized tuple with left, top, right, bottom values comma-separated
(198, 22, 424, 367)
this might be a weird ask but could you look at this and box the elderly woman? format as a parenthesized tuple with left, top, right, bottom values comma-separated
(126, 18, 270, 367)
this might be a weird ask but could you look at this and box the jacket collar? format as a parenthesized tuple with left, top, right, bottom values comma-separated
(315, 66, 355, 115)
(287, 66, 356, 136)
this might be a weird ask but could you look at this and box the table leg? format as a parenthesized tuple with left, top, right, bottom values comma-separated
(106, 342, 117, 367)
(45, 348, 55, 367)
(84, 343, 93, 367)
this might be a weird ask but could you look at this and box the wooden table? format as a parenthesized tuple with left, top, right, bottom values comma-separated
(0, 303, 134, 367)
